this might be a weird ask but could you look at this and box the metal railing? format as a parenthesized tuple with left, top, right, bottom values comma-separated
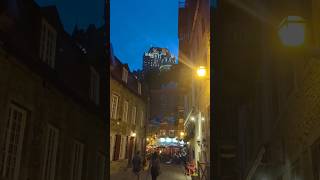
(197, 161, 210, 180)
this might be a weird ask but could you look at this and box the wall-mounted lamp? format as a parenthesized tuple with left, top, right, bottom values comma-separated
(131, 132, 136, 137)
(278, 16, 305, 47)
(197, 66, 207, 77)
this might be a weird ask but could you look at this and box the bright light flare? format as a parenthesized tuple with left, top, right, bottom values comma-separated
(197, 66, 207, 77)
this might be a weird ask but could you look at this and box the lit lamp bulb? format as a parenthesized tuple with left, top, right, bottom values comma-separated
(197, 66, 207, 77)
(278, 16, 305, 47)
(191, 116, 195, 121)
(180, 132, 185, 137)
(147, 138, 149, 141)
(131, 132, 136, 137)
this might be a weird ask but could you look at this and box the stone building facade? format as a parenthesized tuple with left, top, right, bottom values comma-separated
(178, 0, 210, 179)
(0, 1, 108, 180)
(110, 56, 148, 174)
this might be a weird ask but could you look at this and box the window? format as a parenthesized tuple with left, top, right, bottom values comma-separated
(160, 130, 166, 136)
(42, 124, 59, 180)
(70, 141, 84, 180)
(1, 104, 27, 180)
(140, 110, 144, 127)
(132, 106, 136, 124)
(111, 94, 119, 119)
(90, 67, 100, 105)
(169, 130, 175, 137)
(122, 100, 128, 122)
(97, 154, 106, 180)
(39, 18, 57, 68)
(138, 82, 142, 95)
(122, 67, 128, 83)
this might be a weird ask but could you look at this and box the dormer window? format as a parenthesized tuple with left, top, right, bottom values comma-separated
(138, 82, 141, 95)
(39, 18, 57, 69)
(122, 67, 128, 83)
(90, 67, 100, 105)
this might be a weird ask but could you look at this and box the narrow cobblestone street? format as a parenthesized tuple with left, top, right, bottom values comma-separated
(110, 163, 192, 180)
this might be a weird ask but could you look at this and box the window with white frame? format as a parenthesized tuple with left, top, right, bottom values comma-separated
(70, 140, 84, 180)
(122, 100, 128, 122)
(39, 18, 57, 68)
(90, 67, 100, 105)
(111, 94, 119, 119)
(138, 82, 141, 95)
(0, 104, 27, 180)
(42, 124, 59, 180)
(122, 67, 128, 83)
(97, 154, 106, 180)
(132, 106, 136, 124)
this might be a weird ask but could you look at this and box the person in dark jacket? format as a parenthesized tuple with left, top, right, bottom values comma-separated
(132, 151, 142, 180)
(150, 152, 160, 180)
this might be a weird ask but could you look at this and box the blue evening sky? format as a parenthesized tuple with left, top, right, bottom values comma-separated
(35, 0, 104, 34)
(111, 0, 179, 71)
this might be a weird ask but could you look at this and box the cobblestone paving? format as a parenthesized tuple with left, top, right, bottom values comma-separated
(110, 163, 192, 180)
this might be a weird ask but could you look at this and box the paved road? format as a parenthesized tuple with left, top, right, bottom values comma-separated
(110, 163, 192, 180)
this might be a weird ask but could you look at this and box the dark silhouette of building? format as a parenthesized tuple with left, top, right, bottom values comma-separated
(0, 1, 108, 180)
(213, 0, 320, 179)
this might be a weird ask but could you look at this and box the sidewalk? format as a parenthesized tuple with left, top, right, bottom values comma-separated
(110, 163, 192, 180)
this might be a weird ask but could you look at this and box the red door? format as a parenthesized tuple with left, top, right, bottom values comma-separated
(125, 136, 129, 159)
(128, 137, 134, 162)
(113, 135, 121, 161)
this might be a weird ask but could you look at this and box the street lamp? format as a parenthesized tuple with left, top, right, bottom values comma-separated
(197, 66, 207, 77)
(131, 132, 136, 137)
(278, 16, 305, 47)
(180, 132, 185, 137)
(278, 16, 320, 58)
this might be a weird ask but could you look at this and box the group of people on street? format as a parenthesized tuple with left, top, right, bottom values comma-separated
(132, 151, 160, 180)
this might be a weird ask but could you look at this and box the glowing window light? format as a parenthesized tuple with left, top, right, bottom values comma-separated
(173, 138, 178, 143)
(160, 138, 165, 142)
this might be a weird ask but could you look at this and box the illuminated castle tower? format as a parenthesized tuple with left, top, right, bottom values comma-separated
(143, 47, 176, 72)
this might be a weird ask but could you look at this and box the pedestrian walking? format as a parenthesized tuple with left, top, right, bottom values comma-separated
(149, 152, 160, 180)
(132, 151, 142, 180)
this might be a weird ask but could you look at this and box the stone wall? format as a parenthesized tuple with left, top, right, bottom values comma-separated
(0, 47, 107, 180)
(110, 77, 147, 174)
